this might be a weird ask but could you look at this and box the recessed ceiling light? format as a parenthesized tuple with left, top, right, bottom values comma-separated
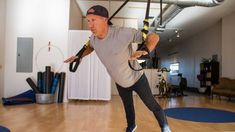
(176, 33, 180, 38)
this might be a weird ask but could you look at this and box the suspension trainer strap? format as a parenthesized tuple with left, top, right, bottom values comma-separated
(109, 0, 130, 21)
(128, 0, 151, 71)
(142, 0, 151, 41)
(69, 0, 130, 72)
(160, 0, 163, 26)
(69, 40, 90, 72)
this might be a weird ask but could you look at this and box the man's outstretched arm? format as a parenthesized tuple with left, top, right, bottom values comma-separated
(64, 46, 94, 63)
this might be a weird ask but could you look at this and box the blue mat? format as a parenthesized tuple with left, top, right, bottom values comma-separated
(0, 126, 10, 132)
(164, 107, 235, 123)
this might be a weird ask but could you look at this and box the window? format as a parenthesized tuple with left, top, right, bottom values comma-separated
(170, 63, 179, 75)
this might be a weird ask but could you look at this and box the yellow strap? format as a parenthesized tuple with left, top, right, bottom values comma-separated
(85, 40, 90, 47)
(143, 25, 148, 30)
(143, 33, 147, 40)
(142, 19, 149, 41)
(144, 19, 149, 23)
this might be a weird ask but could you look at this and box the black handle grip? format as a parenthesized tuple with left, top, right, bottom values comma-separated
(69, 46, 87, 72)
(137, 43, 150, 60)
(128, 44, 151, 71)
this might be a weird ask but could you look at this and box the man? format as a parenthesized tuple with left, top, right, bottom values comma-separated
(64, 5, 171, 132)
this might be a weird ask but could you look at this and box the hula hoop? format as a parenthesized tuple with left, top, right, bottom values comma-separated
(35, 42, 64, 72)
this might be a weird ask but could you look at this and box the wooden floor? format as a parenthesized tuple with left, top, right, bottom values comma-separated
(1, 93, 235, 132)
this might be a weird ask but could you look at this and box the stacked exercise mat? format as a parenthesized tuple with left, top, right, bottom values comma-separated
(26, 66, 66, 103)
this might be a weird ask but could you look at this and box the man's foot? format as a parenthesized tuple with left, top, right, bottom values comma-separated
(126, 124, 137, 132)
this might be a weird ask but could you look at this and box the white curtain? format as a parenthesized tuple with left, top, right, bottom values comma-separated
(68, 30, 111, 100)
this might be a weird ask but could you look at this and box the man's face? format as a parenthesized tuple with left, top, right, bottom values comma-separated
(86, 14, 108, 37)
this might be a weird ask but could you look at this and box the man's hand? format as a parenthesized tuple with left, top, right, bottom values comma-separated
(129, 51, 148, 60)
(64, 56, 79, 63)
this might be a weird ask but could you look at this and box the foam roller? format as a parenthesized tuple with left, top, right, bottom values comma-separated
(43, 66, 51, 93)
(37, 72, 43, 92)
(26, 78, 40, 93)
(58, 72, 65, 103)
(51, 73, 60, 94)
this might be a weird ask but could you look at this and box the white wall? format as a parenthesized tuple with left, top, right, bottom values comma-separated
(0, 0, 6, 100)
(222, 11, 235, 79)
(4, 0, 70, 98)
(69, 0, 83, 30)
(160, 21, 222, 88)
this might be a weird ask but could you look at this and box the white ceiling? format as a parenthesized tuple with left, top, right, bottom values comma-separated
(76, 0, 235, 48)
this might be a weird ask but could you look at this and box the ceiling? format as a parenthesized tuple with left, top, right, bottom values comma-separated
(76, 0, 235, 48)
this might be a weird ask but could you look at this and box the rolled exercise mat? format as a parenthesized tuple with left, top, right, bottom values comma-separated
(37, 72, 43, 92)
(58, 72, 65, 103)
(2, 90, 36, 105)
(51, 73, 60, 94)
(43, 66, 52, 93)
(26, 78, 41, 93)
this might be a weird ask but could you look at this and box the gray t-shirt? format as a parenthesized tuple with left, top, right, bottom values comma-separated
(90, 26, 144, 87)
